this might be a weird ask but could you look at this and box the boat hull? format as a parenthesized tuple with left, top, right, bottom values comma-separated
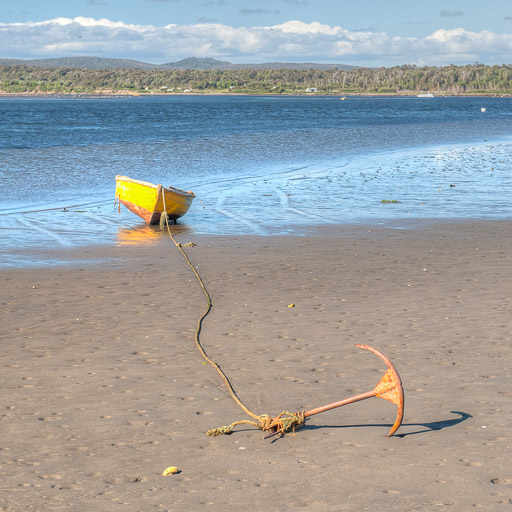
(115, 175, 195, 225)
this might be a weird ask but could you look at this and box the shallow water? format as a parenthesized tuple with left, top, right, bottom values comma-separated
(1, 95, 511, 267)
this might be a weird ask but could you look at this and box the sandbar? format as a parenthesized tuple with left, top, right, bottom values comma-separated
(1, 220, 511, 510)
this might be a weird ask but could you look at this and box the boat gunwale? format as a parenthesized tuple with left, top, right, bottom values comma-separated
(115, 175, 196, 198)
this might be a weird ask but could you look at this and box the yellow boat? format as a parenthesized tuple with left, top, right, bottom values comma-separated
(115, 175, 196, 225)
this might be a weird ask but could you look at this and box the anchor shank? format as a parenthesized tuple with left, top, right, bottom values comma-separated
(304, 389, 379, 418)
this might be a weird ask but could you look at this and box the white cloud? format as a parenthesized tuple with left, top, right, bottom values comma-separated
(270, 20, 341, 36)
(28, 16, 150, 31)
(0, 17, 511, 66)
(426, 28, 512, 58)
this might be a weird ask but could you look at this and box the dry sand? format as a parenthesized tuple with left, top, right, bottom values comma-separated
(1, 220, 511, 511)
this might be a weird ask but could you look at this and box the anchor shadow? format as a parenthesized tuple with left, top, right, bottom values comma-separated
(304, 410, 472, 438)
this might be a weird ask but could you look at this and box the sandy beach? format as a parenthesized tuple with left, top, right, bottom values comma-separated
(1, 220, 511, 511)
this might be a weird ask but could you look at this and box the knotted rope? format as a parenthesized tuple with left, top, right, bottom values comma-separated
(206, 411, 306, 438)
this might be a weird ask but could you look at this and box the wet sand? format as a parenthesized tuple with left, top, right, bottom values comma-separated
(1, 220, 511, 511)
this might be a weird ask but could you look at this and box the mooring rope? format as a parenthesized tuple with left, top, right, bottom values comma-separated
(160, 195, 307, 437)
(0, 199, 112, 216)
(159, 200, 263, 422)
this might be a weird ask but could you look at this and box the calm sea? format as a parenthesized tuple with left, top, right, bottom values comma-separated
(1, 95, 511, 267)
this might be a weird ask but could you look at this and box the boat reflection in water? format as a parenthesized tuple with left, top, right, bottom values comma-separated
(117, 225, 161, 245)
(117, 223, 192, 246)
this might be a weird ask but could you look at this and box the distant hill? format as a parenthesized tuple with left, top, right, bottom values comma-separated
(159, 57, 359, 70)
(0, 57, 156, 70)
(0, 56, 360, 71)
(159, 58, 232, 70)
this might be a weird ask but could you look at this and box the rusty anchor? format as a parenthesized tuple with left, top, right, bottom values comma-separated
(260, 344, 405, 438)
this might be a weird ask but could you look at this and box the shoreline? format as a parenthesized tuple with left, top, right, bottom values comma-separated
(4, 217, 512, 270)
(2, 219, 511, 510)
(1, 91, 512, 99)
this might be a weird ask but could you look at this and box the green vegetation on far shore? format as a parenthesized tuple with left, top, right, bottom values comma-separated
(1, 63, 512, 96)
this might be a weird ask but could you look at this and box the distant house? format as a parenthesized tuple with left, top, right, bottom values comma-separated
(306, 87, 318, 93)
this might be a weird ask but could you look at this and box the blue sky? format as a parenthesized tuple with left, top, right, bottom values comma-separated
(1, 0, 512, 66)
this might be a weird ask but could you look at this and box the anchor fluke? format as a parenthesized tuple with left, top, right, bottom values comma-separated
(355, 344, 405, 436)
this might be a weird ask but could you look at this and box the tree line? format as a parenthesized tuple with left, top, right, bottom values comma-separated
(1, 63, 511, 95)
